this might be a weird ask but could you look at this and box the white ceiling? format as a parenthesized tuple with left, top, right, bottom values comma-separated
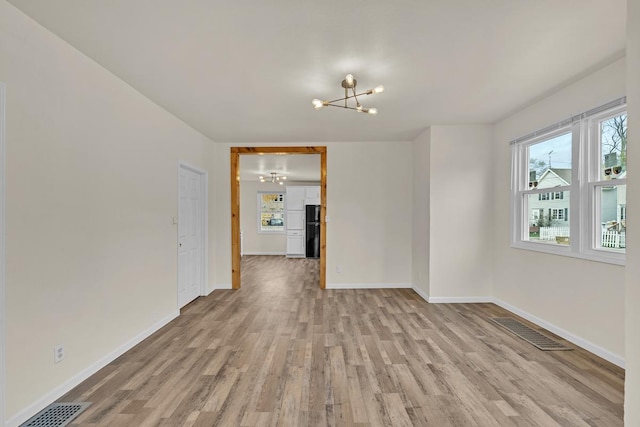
(7, 0, 626, 143)
(240, 154, 320, 182)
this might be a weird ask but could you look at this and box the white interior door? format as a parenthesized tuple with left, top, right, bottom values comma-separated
(178, 165, 205, 308)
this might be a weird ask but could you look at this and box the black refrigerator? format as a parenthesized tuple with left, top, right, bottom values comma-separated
(305, 205, 321, 258)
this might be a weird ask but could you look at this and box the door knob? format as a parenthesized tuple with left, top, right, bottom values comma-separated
(179, 243, 182, 247)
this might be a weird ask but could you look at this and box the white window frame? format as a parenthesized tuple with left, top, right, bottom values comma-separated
(510, 98, 626, 265)
(582, 106, 626, 262)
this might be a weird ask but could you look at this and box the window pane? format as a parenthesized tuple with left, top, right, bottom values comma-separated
(259, 193, 285, 232)
(527, 132, 572, 189)
(599, 185, 626, 250)
(600, 113, 627, 180)
(526, 192, 570, 244)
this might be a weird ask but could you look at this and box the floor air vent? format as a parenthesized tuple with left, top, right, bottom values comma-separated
(20, 402, 91, 427)
(490, 317, 572, 351)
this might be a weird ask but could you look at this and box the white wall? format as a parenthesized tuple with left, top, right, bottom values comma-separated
(625, 0, 639, 422)
(492, 58, 626, 363)
(412, 128, 430, 297)
(429, 125, 494, 300)
(0, 3, 214, 424)
(240, 181, 286, 255)
(327, 142, 412, 287)
(212, 141, 414, 288)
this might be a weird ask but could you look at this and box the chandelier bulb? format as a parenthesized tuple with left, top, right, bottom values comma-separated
(368, 108, 378, 115)
(373, 85, 384, 94)
(312, 99, 324, 109)
(356, 103, 362, 111)
(345, 74, 354, 86)
(279, 181, 284, 185)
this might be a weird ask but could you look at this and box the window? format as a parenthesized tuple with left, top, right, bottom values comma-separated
(258, 192, 285, 233)
(511, 98, 627, 264)
(551, 208, 567, 221)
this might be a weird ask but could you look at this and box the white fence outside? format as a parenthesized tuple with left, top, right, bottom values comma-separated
(539, 226, 570, 241)
(537, 227, 625, 248)
(602, 230, 626, 249)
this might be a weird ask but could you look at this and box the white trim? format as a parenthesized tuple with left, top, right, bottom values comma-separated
(242, 252, 287, 256)
(411, 285, 430, 302)
(212, 283, 233, 290)
(427, 296, 494, 304)
(177, 162, 208, 309)
(493, 298, 625, 368)
(326, 283, 412, 290)
(6, 311, 179, 427)
(411, 284, 624, 368)
(0, 83, 6, 427)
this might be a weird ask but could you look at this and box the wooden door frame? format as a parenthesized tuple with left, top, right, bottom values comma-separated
(231, 146, 327, 289)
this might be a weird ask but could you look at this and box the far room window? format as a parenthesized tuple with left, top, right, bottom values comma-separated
(258, 192, 285, 233)
(511, 97, 627, 264)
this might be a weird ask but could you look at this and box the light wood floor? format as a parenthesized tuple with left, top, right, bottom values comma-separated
(61, 255, 624, 426)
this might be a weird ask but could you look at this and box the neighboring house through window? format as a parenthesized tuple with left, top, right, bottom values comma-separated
(511, 97, 627, 264)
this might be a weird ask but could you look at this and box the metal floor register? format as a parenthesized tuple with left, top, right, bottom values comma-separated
(20, 403, 91, 427)
(491, 317, 572, 351)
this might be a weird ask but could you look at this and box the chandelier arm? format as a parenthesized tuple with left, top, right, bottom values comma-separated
(324, 104, 363, 111)
(352, 87, 361, 108)
(326, 91, 376, 105)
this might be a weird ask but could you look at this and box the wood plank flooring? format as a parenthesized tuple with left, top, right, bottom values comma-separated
(61, 255, 624, 426)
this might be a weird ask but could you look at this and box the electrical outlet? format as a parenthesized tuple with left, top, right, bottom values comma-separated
(54, 344, 65, 364)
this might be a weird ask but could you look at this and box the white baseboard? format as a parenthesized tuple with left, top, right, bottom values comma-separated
(326, 283, 412, 290)
(6, 311, 179, 427)
(493, 298, 625, 368)
(242, 252, 286, 256)
(411, 285, 430, 302)
(427, 296, 494, 303)
(410, 286, 624, 368)
(212, 283, 233, 290)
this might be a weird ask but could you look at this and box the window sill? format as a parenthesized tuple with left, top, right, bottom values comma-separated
(511, 241, 625, 266)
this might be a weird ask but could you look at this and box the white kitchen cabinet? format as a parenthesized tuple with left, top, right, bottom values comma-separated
(286, 187, 305, 211)
(286, 230, 305, 257)
(304, 186, 321, 205)
(286, 210, 304, 230)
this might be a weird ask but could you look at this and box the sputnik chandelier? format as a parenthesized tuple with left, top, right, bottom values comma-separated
(312, 74, 384, 115)
(259, 172, 287, 185)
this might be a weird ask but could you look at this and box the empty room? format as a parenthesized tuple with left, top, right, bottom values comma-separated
(1, 1, 639, 426)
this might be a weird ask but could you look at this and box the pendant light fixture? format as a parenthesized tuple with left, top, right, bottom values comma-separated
(312, 74, 384, 115)
(259, 172, 287, 185)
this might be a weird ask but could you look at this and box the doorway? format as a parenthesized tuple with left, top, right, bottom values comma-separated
(177, 162, 208, 308)
(230, 147, 327, 289)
